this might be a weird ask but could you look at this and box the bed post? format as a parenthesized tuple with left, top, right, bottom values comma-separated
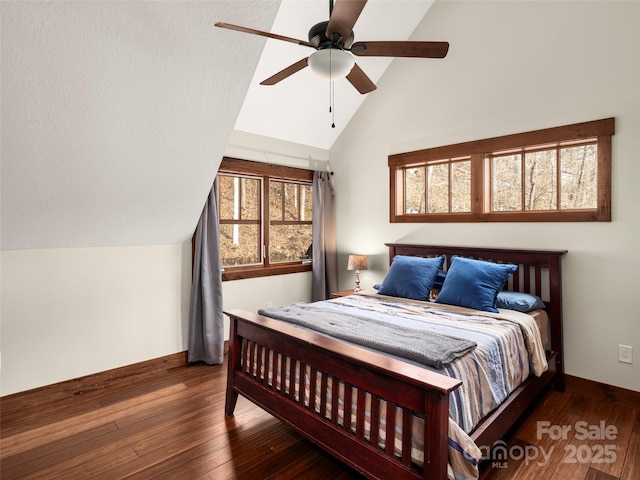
(423, 392, 450, 480)
(225, 315, 240, 415)
(548, 253, 565, 391)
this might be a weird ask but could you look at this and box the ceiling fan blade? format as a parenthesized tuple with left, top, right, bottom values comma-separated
(346, 63, 376, 94)
(326, 0, 367, 44)
(351, 41, 449, 58)
(215, 22, 316, 49)
(260, 58, 309, 86)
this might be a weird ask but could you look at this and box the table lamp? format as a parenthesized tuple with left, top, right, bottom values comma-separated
(347, 255, 368, 292)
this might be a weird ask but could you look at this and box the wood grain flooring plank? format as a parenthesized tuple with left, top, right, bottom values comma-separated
(0, 422, 119, 479)
(263, 446, 365, 480)
(589, 401, 636, 478)
(124, 420, 299, 480)
(101, 405, 283, 479)
(85, 399, 277, 479)
(513, 390, 572, 446)
(509, 396, 585, 480)
(2, 358, 638, 480)
(0, 383, 188, 459)
(222, 438, 324, 480)
(621, 432, 640, 480)
(584, 466, 619, 480)
(478, 437, 534, 480)
(0, 395, 105, 439)
(17, 444, 139, 480)
(2, 379, 216, 479)
(10, 399, 216, 480)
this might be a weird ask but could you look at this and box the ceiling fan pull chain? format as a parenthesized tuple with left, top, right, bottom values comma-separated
(329, 60, 332, 114)
(329, 49, 335, 128)
(331, 80, 336, 128)
(328, 79, 335, 128)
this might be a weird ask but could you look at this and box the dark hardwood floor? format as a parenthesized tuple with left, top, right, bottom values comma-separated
(1, 355, 638, 479)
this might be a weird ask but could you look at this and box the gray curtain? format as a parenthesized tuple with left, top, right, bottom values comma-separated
(312, 171, 338, 301)
(188, 179, 224, 364)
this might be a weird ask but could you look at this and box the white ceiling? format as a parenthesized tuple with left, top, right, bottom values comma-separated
(0, 0, 437, 251)
(233, 0, 435, 150)
(0, 1, 280, 250)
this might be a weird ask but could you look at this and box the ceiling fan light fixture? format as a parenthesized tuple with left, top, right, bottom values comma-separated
(308, 49, 354, 80)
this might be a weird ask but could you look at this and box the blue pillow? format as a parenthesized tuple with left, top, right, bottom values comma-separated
(435, 257, 517, 313)
(496, 291, 545, 312)
(378, 255, 445, 301)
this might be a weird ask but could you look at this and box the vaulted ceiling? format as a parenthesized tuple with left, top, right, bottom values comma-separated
(1, 1, 280, 250)
(232, 0, 435, 149)
(1, 1, 434, 250)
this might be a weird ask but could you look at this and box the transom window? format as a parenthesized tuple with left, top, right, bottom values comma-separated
(490, 140, 597, 212)
(390, 118, 613, 223)
(403, 157, 471, 214)
(217, 158, 313, 281)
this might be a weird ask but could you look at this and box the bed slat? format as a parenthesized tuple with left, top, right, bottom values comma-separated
(356, 388, 366, 440)
(385, 401, 395, 457)
(370, 393, 381, 449)
(402, 409, 412, 465)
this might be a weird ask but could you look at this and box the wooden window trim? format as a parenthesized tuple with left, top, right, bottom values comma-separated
(389, 118, 614, 223)
(218, 157, 313, 282)
(219, 158, 313, 182)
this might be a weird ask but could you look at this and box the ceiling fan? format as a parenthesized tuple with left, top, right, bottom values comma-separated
(215, 0, 449, 95)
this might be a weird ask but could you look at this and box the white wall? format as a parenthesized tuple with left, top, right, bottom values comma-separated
(0, 233, 314, 397)
(331, 1, 640, 392)
(222, 272, 312, 337)
(0, 244, 192, 396)
(0, 132, 326, 397)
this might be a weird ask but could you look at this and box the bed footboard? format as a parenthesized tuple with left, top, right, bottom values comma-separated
(225, 309, 462, 480)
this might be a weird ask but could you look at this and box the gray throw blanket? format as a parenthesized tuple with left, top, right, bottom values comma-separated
(258, 303, 476, 369)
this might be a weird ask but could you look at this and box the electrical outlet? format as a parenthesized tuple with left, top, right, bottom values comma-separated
(266, 301, 274, 308)
(618, 345, 633, 364)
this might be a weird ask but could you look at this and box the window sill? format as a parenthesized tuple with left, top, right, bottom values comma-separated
(392, 209, 609, 223)
(222, 263, 312, 282)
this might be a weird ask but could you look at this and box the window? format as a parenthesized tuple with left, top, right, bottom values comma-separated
(403, 157, 471, 214)
(217, 158, 313, 281)
(490, 141, 598, 212)
(389, 118, 613, 223)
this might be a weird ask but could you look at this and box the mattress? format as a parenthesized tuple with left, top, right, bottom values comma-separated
(528, 309, 549, 349)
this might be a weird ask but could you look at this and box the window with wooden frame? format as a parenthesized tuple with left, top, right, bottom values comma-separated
(217, 158, 313, 281)
(389, 118, 614, 223)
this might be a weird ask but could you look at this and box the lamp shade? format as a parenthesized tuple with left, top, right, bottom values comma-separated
(347, 255, 368, 271)
(308, 49, 355, 80)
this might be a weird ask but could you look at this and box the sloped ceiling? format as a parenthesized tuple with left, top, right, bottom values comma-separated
(1, 0, 436, 250)
(1, 0, 280, 250)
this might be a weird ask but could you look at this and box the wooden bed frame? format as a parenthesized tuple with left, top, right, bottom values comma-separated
(224, 244, 567, 479)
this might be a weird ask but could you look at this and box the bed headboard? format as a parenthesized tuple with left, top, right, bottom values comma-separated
(386, 243, 567, 384)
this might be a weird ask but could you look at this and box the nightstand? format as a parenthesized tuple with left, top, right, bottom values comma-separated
(330, 289, 355, 299)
